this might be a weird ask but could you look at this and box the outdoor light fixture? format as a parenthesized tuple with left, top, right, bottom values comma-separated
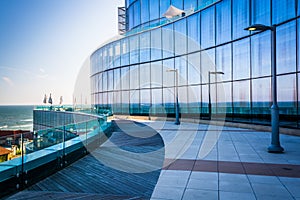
(244, 24, 284, 153)
(208, 71, 224, 120)
(166, 69, 180, 125)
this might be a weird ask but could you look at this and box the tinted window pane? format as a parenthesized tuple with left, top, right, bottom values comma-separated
(179, 86, 188, 113)
(272, 0, 296, 24)
(233, 38, 250, 80)
(121, 67, 130, 90)
(130, 90, 140, 114)
(139, 32, 150, 62)
(174, 18, 187, 55)
(216, 44, 232, 81)
(163, 58, 175, 87)
(216, 0, 231, 44)
(233, 80, 250, 114)
(232, 0, 249, 39)
(298, 19, 300, 72)
(151, 28, 162, 60)
(175, 56, 187, 86)
(189, 85, 201, 114)
(141, 89, 151, 114)
(277, 74, 297, 115)
(129, 35, 139, 64)
(141, 0, 149, 24)
(152, 89, 163, 114)
(252, 77, 271, 115)
(162, 24, 174, 58)
(130, 65, 139, 90)
(217, 82, 232, 114)
(140, 63, 151, 88)
(163, 87, 175, 114)
(201, 6, 215, 48)
(188, 52, 201, 85)
(114, 69, 121, 90)
(201, 49, 215, 84)
(149, 0, 159, 21)
(134, 1, 141, 27)
(251, 31, 271, 77)
(151, 61, 163, 87)
(251, 0, 270, 25)
(121, 39, 129, 66)
(276, 21, 296, 74)
(187, 13, 200, 52)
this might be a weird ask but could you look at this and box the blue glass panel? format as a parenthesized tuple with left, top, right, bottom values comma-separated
(276, 21, 296, 74)
(188, 85, 201, 114)
(113, 41, 121, 68)
(251, 0, 270, 25)
(171, 0, 183, 10)
(184, 0, 197, 10)
(160, 0, 171, 17)
(114, 69, 121, 90)
(141, 0, 149, 24)
(129, 35, 139, 64)
(188, 52, 201, 85)
(251, 31, 271, 77)
(175, 56, 187, 86)
(163, 58, 175, 87)
(130, 90, 140, 114)
(107, 70, 114, 91)
(141, 89, 151, 114)
(216, 82, 232, 114)
(151, 61, 163, 88)
(163, 87, 175, 114)
(162, 24, 174, 58)
(201, 6, 215, 48)
(128, 5, 134, 30)
(134, 1, 141, 27)
(121, 90, 130, 114)
(179, 86, 188, 113)
(149, 0, 159, 21)
(121, 38, 130, 66)
(201, 84, 208, 114)
(139, 32, 150, 62)
(252, 77, 271, 115)
(298, 19, 300, 72)
(232, 0, 249, 39)
(151, 28, 162, 60)
(272, 0, 296, 24)
(102, 72, 107, 92)
(130, 65, 139, 90)
(201, 49, 215, 84)
(140, 63, 151, 88)
(277, 74, 297, 115)
(187, 13, 200, 52)
(233, 80, 250, 114)
(233, 38, 250, 80)
(216, 44, 232, 81)
(174, 18, 187, 55)
(216, 0, 231, 44)
(121, 67, 130, 90)
(151, 89, 163, 113)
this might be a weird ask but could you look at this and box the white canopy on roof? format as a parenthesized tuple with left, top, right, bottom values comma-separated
(163, 5, 185, 19)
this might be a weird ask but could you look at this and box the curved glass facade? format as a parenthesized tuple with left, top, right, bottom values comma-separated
(91, 0, 300, 128)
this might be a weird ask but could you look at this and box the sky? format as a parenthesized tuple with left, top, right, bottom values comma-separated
(0, 0, 123, 105)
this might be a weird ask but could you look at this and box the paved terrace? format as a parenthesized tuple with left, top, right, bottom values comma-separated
(8, 120, 300, 200)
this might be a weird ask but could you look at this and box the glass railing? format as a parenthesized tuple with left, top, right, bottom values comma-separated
(0, 112, 111, 198)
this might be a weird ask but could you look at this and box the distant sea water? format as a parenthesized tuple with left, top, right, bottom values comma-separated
(0, 105, 34, 131)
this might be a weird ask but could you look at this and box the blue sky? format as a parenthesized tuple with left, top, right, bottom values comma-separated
(0, 0, 123, 105)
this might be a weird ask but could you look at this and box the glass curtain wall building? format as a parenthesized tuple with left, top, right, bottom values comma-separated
(91, 0, 300, 128)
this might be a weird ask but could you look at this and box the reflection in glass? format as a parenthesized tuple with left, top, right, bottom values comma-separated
(162, 24, 174, 58)
(130, 65, 139, 90)
(272, 0, 295, 24)
(141, 0, 149, 24)
(121, 67, 130, 90)
(140, 63, 151, 88)
(252, 78, 271, 115)
(233, 38, 250, 80)
(201, 6, 215, 48)
(188, 85, 201, 114)
(232, 0, 249, 39)
(276, 21, 296, 74)
(216, 0, 231, 44)
(151, 61, 163, 88)
(130, 90, 140, 114)
(141, 89, 151, 114)
(251, 31, 271, 77)
(151, 28, 162, 60)
(179, 86, 188, 113)
(251, 0, 270, 26)
(216, 82, 232, 114)
(187, 13, 200, 52)
(163, 58, 175, 87)
(174, 18, 187, 55)
(216, 44, 232, 81)
(175, 56, 187, 86)
(277, 74, 297, 115)
(233, 80, 250, 114)
(187, 52, 201, 85)
(151, 89, 163, 115)
(140, 32, 151, 62)
(130, 35, 139, 64)
(201, 49, 215, 84)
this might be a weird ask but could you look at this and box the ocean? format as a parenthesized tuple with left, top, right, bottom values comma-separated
(0, 105, 34, 131)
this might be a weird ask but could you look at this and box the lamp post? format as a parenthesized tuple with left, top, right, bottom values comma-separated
(166, 69, 180, 125)
(208, 71, 224, 120)
(244, 24, 284, 153)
